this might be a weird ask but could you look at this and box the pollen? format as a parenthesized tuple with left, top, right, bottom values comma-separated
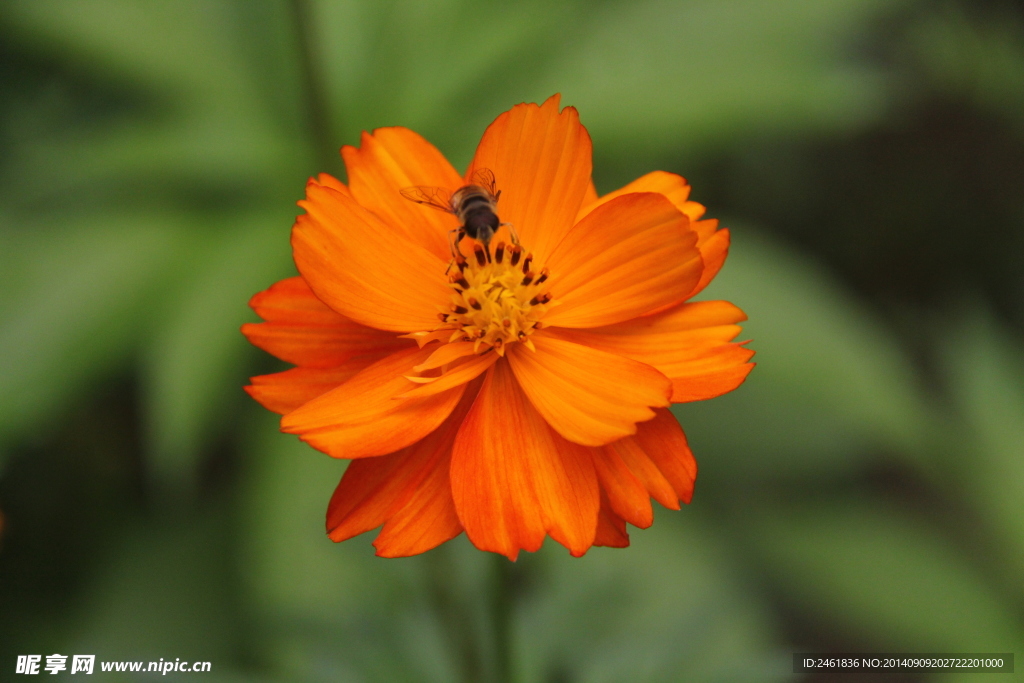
(435, 241, 553, 355)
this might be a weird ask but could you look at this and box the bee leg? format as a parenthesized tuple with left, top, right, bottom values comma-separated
(502, 222, 520, 246)
(448, 228, 466, 258)
(445, 230, 458, 274)
(445, 229, 468, 275)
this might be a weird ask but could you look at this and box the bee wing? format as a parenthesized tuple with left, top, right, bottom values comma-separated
(400, 186, 454, 213)
(471, 168, 498, 198)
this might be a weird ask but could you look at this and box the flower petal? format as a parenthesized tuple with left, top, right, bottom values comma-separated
(606, 434, 679, 510)
(667, 350, 755, 402)
(543, 193, 703, 328)
(243, 276, 409, 366)
(450, 360, 599, 559)
(575, 170, 696, 223)
(247, 275, 343, 325)
(373, 450, 464, 558)
(546, 301, 754, 403)
(246, 360, 377, 415)
(343, 127, 462, 260)
(574, 172, 730, 304)
(582, 178, 599, 209)
(241, 319, 406, 368)
(293, 182, 451, 332)
(687, 227, 730, 299)
(593, 490, 630, 548)
(631, 409, 697, 504)
(281, 347, 465, 459)
(397, 350, 499, 399)
(414, 341, 478, 372)
(506, 333, 671, 447)
(591, 411, 698, 533)
(592, 444, 653, 528)
(466, 94, 593, 264)
(326, 379, 478, 544)
(326, 451, 428, 543)
(314, 172, 349, 195)
(691, 214, 718, 240)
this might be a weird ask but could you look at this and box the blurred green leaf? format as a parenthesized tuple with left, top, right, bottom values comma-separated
(939, 307, 1024, 600)
(239, 410, 459, 682)
(0, 217, 184, 467)
(675, 230, 935, 481)
(6, 0, 272, 109)
(44, 510, 279, 683)
(5, 116, 303, 213)
(751, 497, 1023, 651)
(3, 0, 316, 492)
(308, 0, 579, 165)
(906, 4, 1024, 128)
(142, 212, 294, 494)
(65, 514, 238, 662)
(308, 0, 906, 173)
(546, 0, 909, 167)
(2, 0, 311, 209)
(517, 515, 786, 683)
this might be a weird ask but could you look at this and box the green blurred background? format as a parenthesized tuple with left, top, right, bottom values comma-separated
(2, 0, 1023, 681)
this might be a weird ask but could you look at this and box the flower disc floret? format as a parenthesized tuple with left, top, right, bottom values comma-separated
(437, 241, 552, 355)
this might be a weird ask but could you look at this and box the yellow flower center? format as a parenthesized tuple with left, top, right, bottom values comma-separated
(437, 241, 552, 355)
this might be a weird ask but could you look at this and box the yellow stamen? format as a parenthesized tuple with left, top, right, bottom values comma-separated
(424, 238, 554, 354)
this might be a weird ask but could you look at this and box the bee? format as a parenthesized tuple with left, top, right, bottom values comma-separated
(400, 168, 517, 263)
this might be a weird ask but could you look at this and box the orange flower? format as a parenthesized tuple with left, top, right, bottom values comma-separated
(243, 95, 753, 560)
